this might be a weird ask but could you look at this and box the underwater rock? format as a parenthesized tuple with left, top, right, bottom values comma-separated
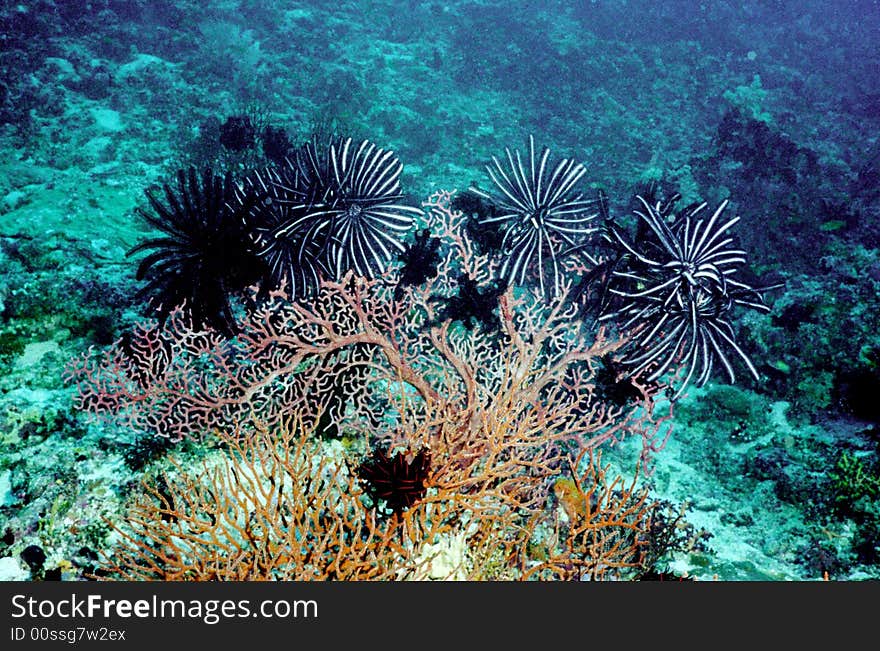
(0, 557, 29, 581)
(0, 469, 15, 506)
(1, 189, 29, 213)
(89, 107, 124, 133)
(13, 341, 61, 372)
(116, 53, 177, 83)
(44, 57, 79, 86)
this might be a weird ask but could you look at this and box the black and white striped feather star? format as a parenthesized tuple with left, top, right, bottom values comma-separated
(230, 135, 420, 299)
(470, 135, 598, 298)
(296, 135, 421, 280)
(601, 195, 777, 399)
(231, 164, 329, 301)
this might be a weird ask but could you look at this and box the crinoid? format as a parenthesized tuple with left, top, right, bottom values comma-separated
(601, 194, 779, 399)
(219, 114, 256, 152)
(469, 135, 598, 297)
(232, 164, 329, 302)
(394, 228, 442, 299)
(296, 134, 422, 280)
(432, 273, 507, 333)
(128, 167, 264, 336)
(356, 445, 432, 516)
(229, 133, 422, 300)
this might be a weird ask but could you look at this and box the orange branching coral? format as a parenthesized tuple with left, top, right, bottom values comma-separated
(105, 420, 450, 580)
(74, 190, 672, 580)
(519, 448, 653, 580)
(104, 421, 654, 581)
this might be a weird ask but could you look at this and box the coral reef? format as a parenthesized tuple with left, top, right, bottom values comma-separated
(71, 191, 674, 580)
(1, 0, 878, 582)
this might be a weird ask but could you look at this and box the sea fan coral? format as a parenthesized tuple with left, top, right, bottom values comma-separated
(70, 189, 673, 581)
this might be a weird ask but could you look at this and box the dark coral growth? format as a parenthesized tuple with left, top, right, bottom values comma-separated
(691, 109, 840, 274)
(261, 124, 293, 165)
(356, 446, 431, 515)
(635, 499, 713, 579)
(854, 523, 880, 565)
(0, 529, 14, 555)
(219, 115, 257, 152)
(395, 228, 441, 298)
(452, 189, 506, 256)
(771, 301, 818, 333)
(433, 273, 506, 332)
(712, 109, 820, 185)
(592, 355, 646, 407)
(853, 142, 880, 200)
(127, 167, 265, 336)
(834, 362, 880, 425)
(20, 544, 46, 575)
(121, 431, 178, 471)
(798, 538, 845, 579)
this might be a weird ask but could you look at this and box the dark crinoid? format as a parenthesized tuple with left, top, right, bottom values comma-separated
(601, 194, 780, 399)
(260, 124, 293, 165)
(469, 135, 598, 297)
(394, 228, 442, 298)
(433, 273, 507, 333)
(451, 189, 506, 256)
(356, 446, 431, 516)
(296, 134, 422, 280)
(219, 115, 256, 152)
(128, 167, 264, 336)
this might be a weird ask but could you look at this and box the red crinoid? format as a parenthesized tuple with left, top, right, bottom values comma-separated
(356, 446, 431, 516)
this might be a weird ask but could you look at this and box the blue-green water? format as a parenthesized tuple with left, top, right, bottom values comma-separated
(0, 0, 878, 581)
